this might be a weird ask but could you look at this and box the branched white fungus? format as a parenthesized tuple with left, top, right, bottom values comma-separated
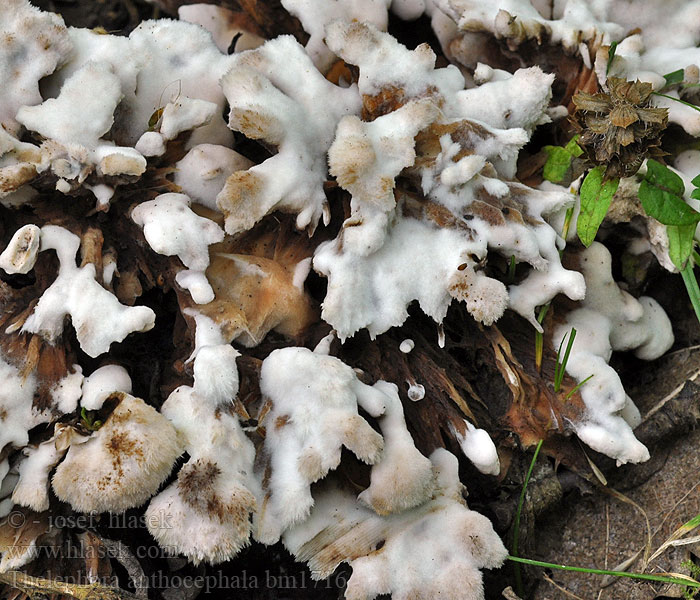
(146, 314, 259, 564)
(256, 346, 386, 543)
(0, 1, 693, 595)
(217, 36, 361, 234)
(284, 450, 507, 600)
(14, 225, 155, 357)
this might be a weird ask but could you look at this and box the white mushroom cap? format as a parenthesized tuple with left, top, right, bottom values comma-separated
(52, 394, 181, 513)
(146, 457, 256, 565)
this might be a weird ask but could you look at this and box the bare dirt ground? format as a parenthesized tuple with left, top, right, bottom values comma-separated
(532, 347, 700, 600)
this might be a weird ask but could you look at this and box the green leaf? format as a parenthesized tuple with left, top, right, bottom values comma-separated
(543, 136, 583, 183)
(691, 174, 700, 201)
(639, 181, 700, 224)
(645, 159, 685, 196)
(564, 135, 583, 157)
(577, 167, 619, 247)
(639, 160, 700, 226)
(543, 146, 573, 182)
(664, 69, 685, 86)
(606, 41, 618, 75)
(667, 223, 696, 270)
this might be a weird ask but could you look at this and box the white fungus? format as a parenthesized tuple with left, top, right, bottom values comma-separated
(399, 338, 415, 353)
(19, 225, 155, 357)
(52, 394, 181, 513)
(256, 346, 386, 543)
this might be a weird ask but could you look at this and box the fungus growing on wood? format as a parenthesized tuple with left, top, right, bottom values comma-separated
(52, 394, 181, 513)
(0, 1, 696, 597)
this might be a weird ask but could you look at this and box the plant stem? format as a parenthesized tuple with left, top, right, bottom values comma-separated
(512, 439, 544, 597)
(508, 255, 516, 283)
(681, 261, 700, 325)
(507, 556, 700, 589)
(534, 305, 549, 373)
(653, 92, 700, 113)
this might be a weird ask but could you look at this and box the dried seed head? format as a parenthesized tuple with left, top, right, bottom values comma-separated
(572, 78, 668, 178)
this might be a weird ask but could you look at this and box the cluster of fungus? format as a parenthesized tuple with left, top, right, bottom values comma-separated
(0, 0, 698, 598)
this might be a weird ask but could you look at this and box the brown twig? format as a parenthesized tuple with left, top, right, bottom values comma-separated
(92, 535, 149, 600)
(0, 570, 140, 600)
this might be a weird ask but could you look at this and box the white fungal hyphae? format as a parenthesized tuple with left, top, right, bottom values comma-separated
(399, 338, 415, 353)
(178, 4, 264, 53)
(217, 36, 361, 235)
(81, 365, 133, 411)
(256, 347, 387, 543)
(438, 0, 623, 51)
(450, 419, 500, 475)
(282, 0, 391, 71)
(11, 424, 83, 512)
(407, 380, 425, 401)
(0, 0, 72, 135)
(284, 450, 507, 600)
(315, 23, 584, 338)
(132, 193, 224, 303)
(1, 0, 695, 592)
(174, 144, 253, 211)
(121, 19, 235, 147)
(0, 224, 40, 274)
(0, 355, 39, 453)
(18, 225, 155, 357)
(358, 381, 434, 514)
(328, 99, 439, 255)
(146, 315, 259, 564)
(554, 243, 674, 465)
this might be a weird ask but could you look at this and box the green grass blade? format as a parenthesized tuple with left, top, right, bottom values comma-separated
(606, 42, 618, 75)
(554, 328, 577, 393)
(681, 262, 700, 325)
(508, 255, 516, 283)
(565, 374, 594, 400)
(507, 556, 700, 588)
(512, 439, 544, 596)
(653, 92, 700, 113)
(561, 206, 574, 240)
(534, 305, 549, 373)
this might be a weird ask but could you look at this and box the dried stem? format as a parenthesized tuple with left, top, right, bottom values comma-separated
(0, 570, 140, 600)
